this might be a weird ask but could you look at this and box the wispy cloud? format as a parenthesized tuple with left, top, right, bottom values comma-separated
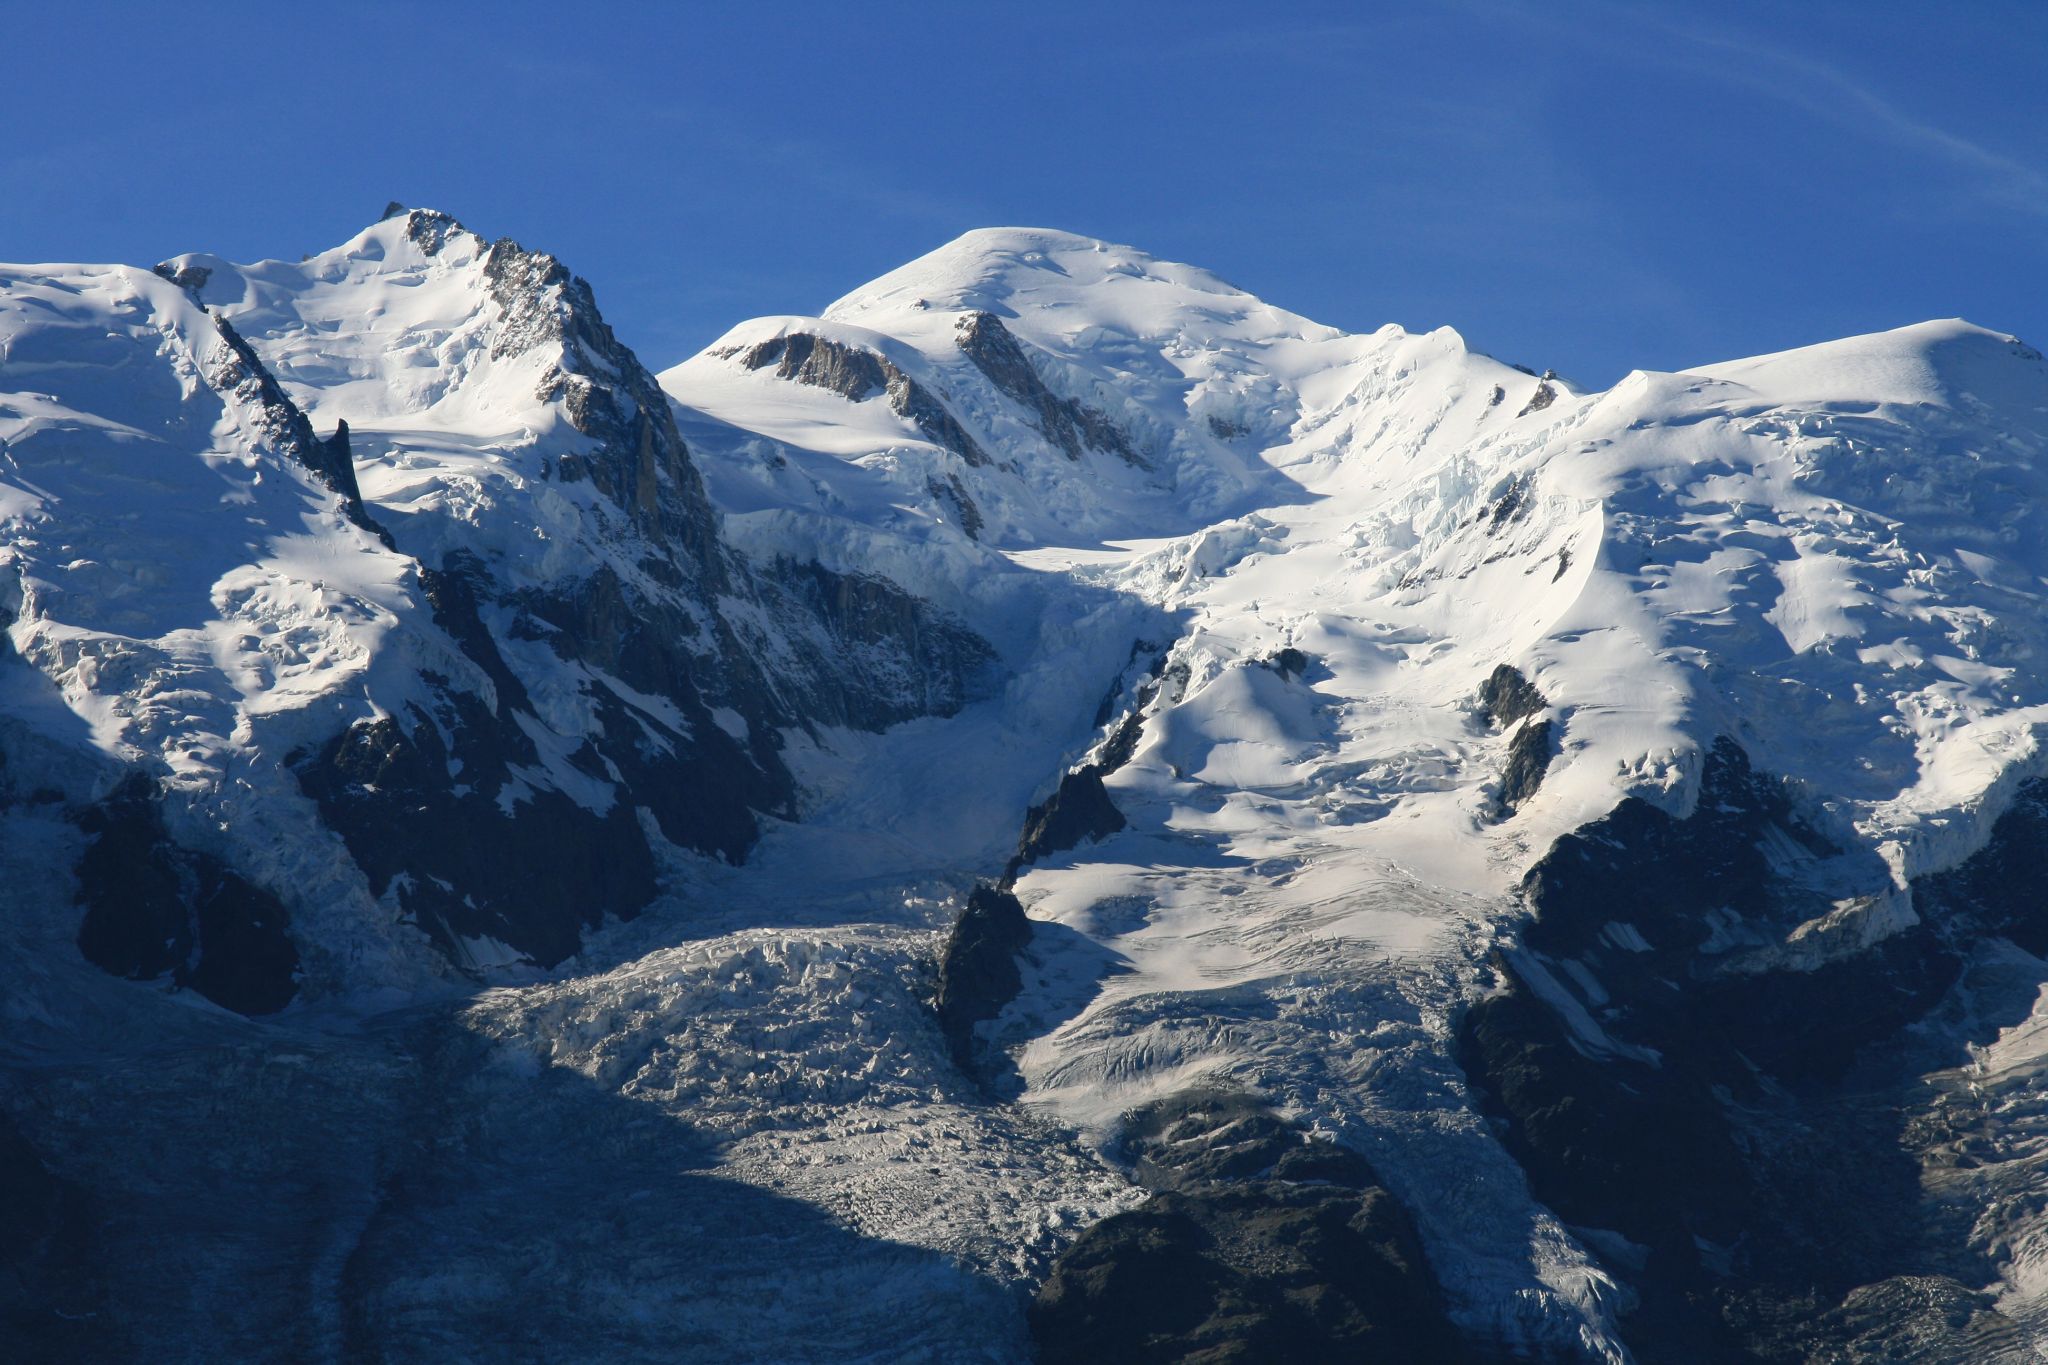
(1525, 0, 2048, 219)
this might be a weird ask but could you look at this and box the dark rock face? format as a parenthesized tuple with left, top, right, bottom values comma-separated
(1476, 663, 1546, 729)
(1477, 665, 1552, 813)
(1007, 765, 1126, 883)
(1498, 718, 1553, 811)
(955, 311, 1144, 466)
(150, 261, 211, 293)
(73, 777, 299, 1015)
(1032, 1185, 1467, 1364)
(1096, 710, 1147, 776)
(1518, 738, 1828, 964)
(1486, 474, 1532, 532)
(738, 331, 887, 402)
(206, 315, 378, 536)
(736, 331, 991, 468)
(1257, 646, 1310, 682)
(925, 473, 985, 540)
(1915, 780, 2048, 956)
(933, 883, 1033, 1068)
(1030, 1092, 1472, 1365)
(759, 560, 1000, 729)
(1459, 742, 2048, 1360)
(294, 544, 781, 971)
(295, 702, 659, 972)
(1089, 643, 1172, 776)
(1516, 377, 1557, 417)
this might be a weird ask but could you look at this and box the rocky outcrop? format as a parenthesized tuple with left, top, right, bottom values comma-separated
(738, 330, 889, 402)
(1477, 665, 1553, 814)
(206, 316, 377, 537)
(1476, 663, 1545, 728)
(925, 473, 985, 540)
(1030, 1092, 1471, 1364)
(737, 331, 991, 468)
(933, 883, 1033, 1069)
(955, 311, 1144, 466)
(150, 260, 211, 294)
(1498, 718, 1553, 810)
(73, 777, 300, 1015)
(1485, 474, 1533, 532)
(1095, 710, 1147, 776)
(1516, 372, 1559, 417)
(1006, 765, 1125, 883)
(934, 658, 1148, 1075)
(1088, 642, 1171, 776)
(467, 222, 724, 563)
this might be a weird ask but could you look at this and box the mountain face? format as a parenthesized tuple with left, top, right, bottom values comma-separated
(5, 216, 2048, 1363)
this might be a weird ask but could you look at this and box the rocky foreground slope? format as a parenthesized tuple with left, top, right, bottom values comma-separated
(5, 213, 2048, 1362)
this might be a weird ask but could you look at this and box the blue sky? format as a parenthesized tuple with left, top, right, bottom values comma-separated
(6, 1, 2043, 386)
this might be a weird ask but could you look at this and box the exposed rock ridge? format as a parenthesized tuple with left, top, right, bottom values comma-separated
(1516, 372, 1559, 417)
(206, 315, 379, 537)
(1004, 766, 1126, 886)
(955, 311, 1145, 466)
(933, 882, 1034, 1071)
(737, 331, 992, 468)
(1476, 663, 1546, 728)
(470, 223, 724, 564)
(1475, 664, 1553, 814)
(925, 473, 986, 540)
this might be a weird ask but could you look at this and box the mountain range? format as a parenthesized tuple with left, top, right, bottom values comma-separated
(5, 206, 2048, 1362)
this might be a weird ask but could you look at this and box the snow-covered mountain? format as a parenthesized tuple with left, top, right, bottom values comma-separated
(0, 207, 997, 1001)
(6, 214, 2048, 1362)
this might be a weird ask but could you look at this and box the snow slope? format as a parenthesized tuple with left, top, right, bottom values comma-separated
(0, 255, 442, 987)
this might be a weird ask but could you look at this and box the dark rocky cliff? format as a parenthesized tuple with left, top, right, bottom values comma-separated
(1460, 740, 2048, 1361)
